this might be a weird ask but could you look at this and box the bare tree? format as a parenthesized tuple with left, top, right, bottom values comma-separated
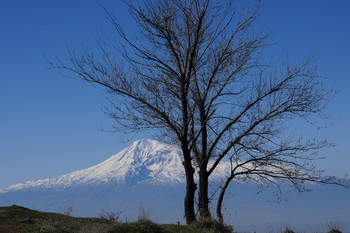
(51, 0, 347, 224)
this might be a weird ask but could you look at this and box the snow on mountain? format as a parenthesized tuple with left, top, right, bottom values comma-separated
(0, 139, 196, 223)
(0, 139, 186, 194)
(0, 139, 349, 232)
(0, 139, 237, 195)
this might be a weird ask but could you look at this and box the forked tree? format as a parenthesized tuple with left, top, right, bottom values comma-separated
(51, 0, 347, 224)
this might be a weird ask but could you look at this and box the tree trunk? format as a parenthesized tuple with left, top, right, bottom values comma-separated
(198, 166, 211, 219)
(181, 142, 197, 224)
(184, 164, 196, 224)
(197, 101, 211, 219)
(216, 178, 231, 224)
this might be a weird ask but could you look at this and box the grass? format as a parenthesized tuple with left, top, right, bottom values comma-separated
(0, 205, 232, 233)
(0, 205, 343, 233)
(0, 205, 106, 233)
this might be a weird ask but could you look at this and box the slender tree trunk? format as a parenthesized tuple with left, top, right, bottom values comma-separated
(216, 178, 231, 224)
(181, 142, 197, 224)
(198, 166, 211, 219)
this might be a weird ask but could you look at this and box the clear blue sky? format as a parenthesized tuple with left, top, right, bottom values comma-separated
(0, 0, 349, 189)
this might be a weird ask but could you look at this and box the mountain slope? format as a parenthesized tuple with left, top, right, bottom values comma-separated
(0, 139, 185, 194)
(0, 139, 188, 223)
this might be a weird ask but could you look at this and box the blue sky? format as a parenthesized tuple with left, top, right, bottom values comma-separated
(0, 0, 349, 190)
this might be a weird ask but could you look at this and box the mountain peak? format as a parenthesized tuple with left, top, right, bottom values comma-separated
(0, 139, 234, 195)
(0, 140, 185, 194)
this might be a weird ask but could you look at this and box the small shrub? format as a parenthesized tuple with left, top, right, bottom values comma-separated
(328, 221, 343, 233)
(137, 202, 152, 222)
(282, 227, 296, 233)
(60, 204, 74, 217)
(328, 229, 342, 233)
(191, 218, 233, 233)
(99, 209, 123, 223)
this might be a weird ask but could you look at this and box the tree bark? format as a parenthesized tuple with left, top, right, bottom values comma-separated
(181, 142, 197, 224)
(197, 100, 211, 219)
(216, 178, 231, 224)
(198, 166, 211, 219)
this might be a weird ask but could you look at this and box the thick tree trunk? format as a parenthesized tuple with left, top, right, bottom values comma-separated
(216, 178, 231, 224)
(198, 166, 211, 219)
(181, 142, 197, 224)
(184, 163, 196, 224)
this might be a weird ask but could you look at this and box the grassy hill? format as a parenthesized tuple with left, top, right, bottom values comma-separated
(0, 205, 232, 233)
(0, 205, 343, 233)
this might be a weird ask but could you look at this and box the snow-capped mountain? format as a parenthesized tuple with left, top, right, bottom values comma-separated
(0, 140, 185, 194)
(0, 139, 349, 232)
(0, 139, 234, 195)
(0, 138, 229, 223)
(0, 139, 189, 222)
